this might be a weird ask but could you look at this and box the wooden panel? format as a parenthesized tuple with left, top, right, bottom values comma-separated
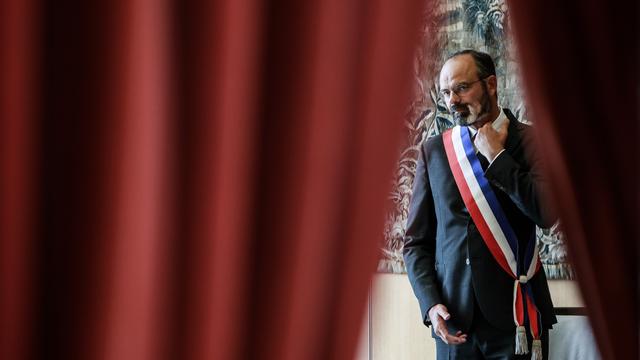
(371, 273, 436, 360)
(548, 280, 584, 308)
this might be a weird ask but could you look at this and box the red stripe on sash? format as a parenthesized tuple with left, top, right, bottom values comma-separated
(515, 283, 525, 325)
(526, 293, 540, 339)
(443, 130, 514, 277)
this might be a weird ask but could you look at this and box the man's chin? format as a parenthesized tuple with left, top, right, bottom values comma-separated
(456, 112, 490, 128)
(454, 115, 475, 126)
(468, 113, 491, 128)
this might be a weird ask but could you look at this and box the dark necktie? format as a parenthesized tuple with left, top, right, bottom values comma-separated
(478, 154, 490, 171)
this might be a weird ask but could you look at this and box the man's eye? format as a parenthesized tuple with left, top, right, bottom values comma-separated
(456, 84, 469, 92)
(440, 90, 450, 97)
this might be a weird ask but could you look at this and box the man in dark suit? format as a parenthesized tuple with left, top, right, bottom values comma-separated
(403, 50, 557, 359)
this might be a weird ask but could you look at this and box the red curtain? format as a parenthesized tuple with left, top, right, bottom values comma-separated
(507, 1, 639, 359)
(0, 0, 428, 359)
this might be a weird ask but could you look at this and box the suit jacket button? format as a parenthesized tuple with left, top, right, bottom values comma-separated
(465, 258, 470, 265)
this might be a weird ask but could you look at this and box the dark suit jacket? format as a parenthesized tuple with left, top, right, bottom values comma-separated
(403, 109, 557, 334)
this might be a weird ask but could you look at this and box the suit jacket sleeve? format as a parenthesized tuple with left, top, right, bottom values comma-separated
(403, 141, 441, 326)
(483, 129, 557, 228)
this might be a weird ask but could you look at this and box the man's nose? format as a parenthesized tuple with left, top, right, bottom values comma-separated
(447, 92, 460, 108)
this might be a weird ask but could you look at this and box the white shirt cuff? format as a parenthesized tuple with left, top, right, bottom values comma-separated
(488, 149, 506, 166)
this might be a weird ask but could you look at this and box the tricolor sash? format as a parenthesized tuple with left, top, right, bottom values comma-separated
(443, 125, 543, 359)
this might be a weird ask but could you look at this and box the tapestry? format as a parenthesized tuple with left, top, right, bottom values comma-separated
(379, 0, 574, 279)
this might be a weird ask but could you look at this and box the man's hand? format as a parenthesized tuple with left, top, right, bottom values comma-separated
(428, 304, 467, 345)
(474, 120, 508, 162)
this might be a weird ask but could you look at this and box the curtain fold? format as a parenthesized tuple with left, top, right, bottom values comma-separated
(1, 1, 36, 359)
(1, 0, 429, 359)
(507, 1, 639, 359)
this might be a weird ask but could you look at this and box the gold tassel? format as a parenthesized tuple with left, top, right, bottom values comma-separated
(531, 339, 543, 360)
(515, 326, 528, 355)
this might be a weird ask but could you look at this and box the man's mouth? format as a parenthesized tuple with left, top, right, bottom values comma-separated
(451, 105, 470, 117)
(451, 105, 468, 113)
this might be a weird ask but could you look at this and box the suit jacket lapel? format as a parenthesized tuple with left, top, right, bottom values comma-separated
(503, 108, 522, 152)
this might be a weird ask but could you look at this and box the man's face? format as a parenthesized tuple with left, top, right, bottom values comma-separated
(439, 55, 495, 127)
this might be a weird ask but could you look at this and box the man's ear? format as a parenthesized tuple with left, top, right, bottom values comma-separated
(486, 75, 497, 96)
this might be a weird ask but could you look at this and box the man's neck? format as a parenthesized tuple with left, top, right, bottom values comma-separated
(470, 106, 502, 130)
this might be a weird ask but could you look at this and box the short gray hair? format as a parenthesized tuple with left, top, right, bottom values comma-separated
(446, 49, 496, 80)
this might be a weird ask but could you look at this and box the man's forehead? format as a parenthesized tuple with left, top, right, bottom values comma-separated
(439, 55, 476, 86)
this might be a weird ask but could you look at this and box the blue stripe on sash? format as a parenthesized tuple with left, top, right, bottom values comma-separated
(459, 127, 519, 257)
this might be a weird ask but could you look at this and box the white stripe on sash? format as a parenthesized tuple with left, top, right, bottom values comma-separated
(451, 126, 518, 276)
